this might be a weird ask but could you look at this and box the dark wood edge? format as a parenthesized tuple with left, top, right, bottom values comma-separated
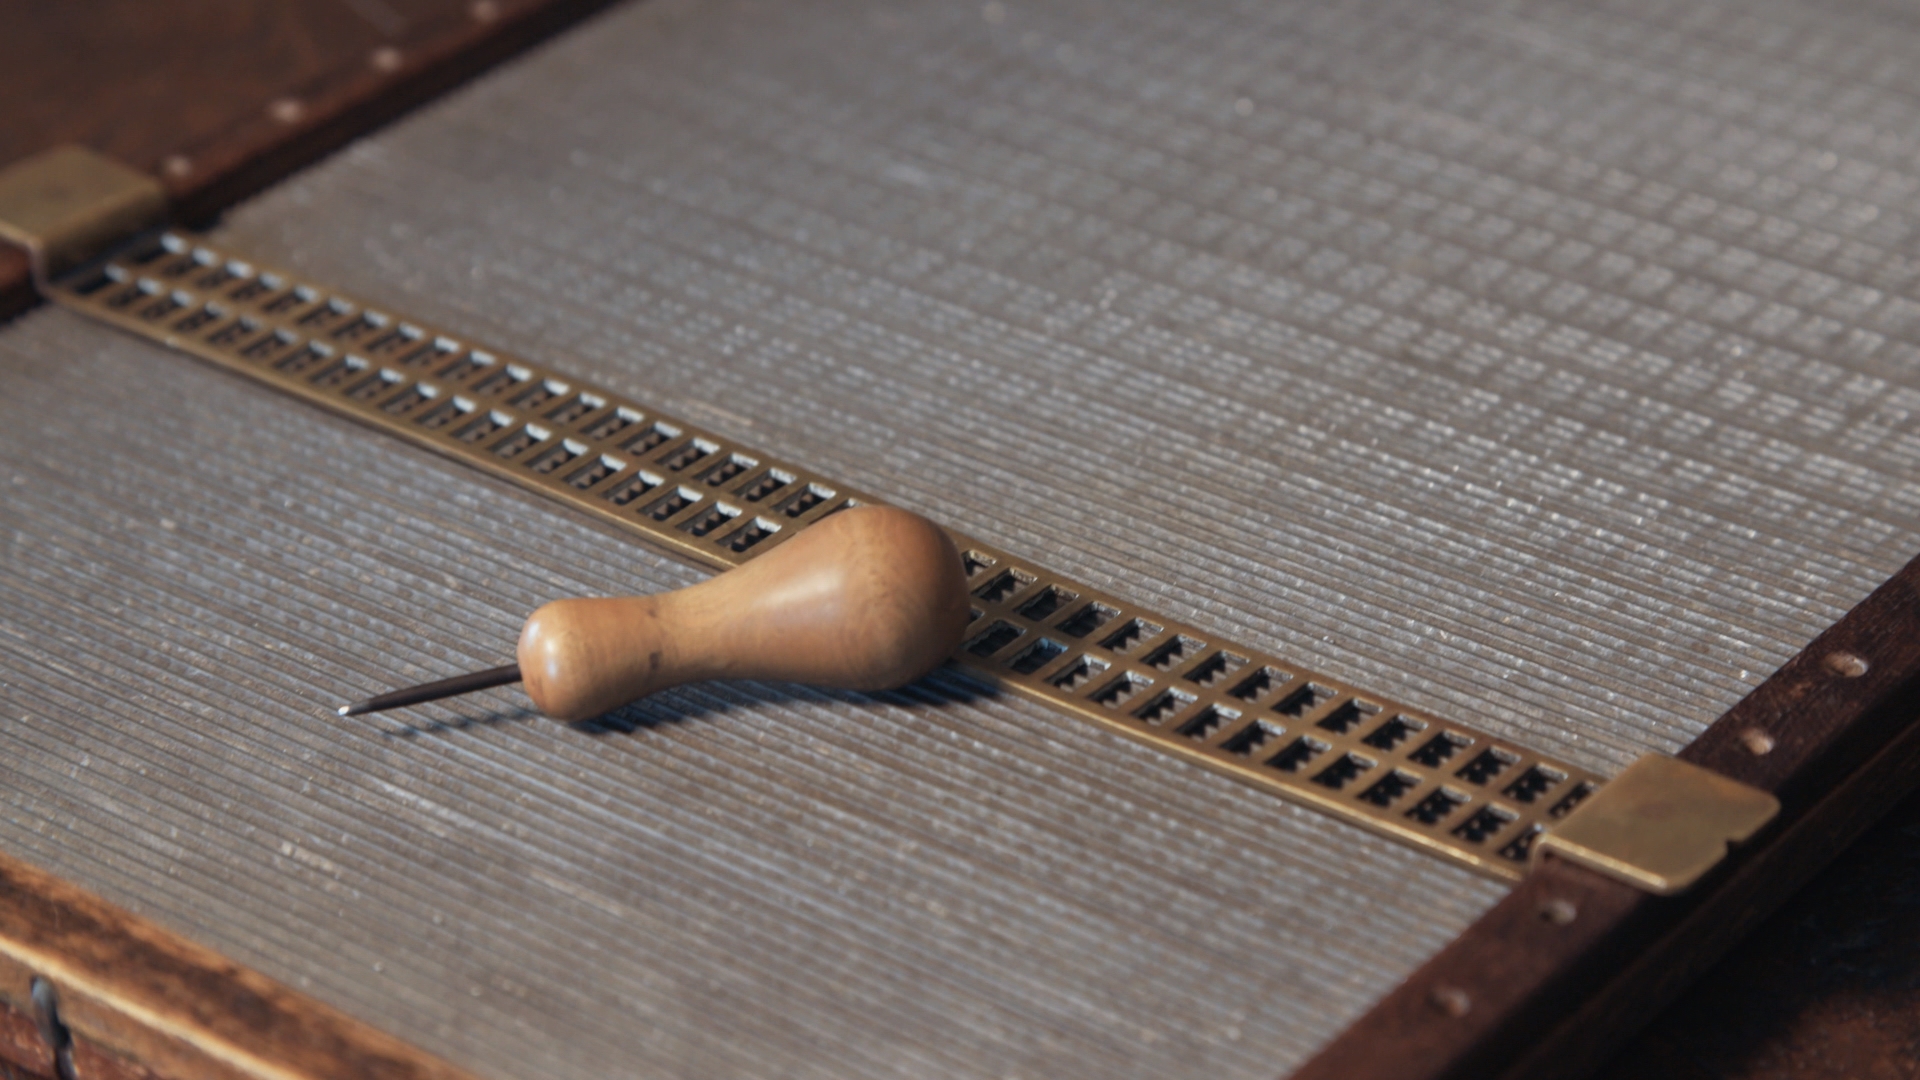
(1289, 553, 1920, 1080)
(0, 246, 32, 323)
(0, 0, 628, 321)
(161, 0, 629, 225)
(0, 847, 478, 1080)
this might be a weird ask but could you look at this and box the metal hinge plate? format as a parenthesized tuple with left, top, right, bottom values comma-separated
(0, 146, 166, 283)
(1536, 753, 1778, 894)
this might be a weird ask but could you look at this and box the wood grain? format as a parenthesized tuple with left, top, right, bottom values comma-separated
(0, 0, 625, 315)
(0, 994, 155, 1080)
(0, 1050, 50, 1080)
(1289, 553, 1920, 1080)
(519, 506, 972, 720)
(0, 847, 477, 1080)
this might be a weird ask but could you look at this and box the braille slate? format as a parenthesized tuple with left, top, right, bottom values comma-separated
(4, 0, 1919, 1077)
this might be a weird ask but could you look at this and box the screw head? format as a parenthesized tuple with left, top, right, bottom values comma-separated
(1429, 984, 1472, 1017)
(1824, 651, 1869, 678)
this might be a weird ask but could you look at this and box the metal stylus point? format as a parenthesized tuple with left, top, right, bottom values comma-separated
(337, 663, 522, 716)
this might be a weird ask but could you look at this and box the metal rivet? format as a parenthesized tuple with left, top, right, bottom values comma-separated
(1741, 729, 1775, 756)
(1429, 985, 1472, 1018)
(269, 98, 305, 124)
(161, 154, 192, 179)
(370, 46, 403, 72)
(470, 0, 501, 22)
(1824, 651, 1869, 678)
(1539, 898, 1578, 925)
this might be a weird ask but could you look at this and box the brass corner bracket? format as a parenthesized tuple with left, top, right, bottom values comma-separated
(0, 146, 166, 283)
(1536, 754, 1779, 895)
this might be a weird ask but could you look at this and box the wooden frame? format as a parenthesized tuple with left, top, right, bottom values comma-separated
(3, 3, 1917, 1077)
(0, 852, 475, 1080)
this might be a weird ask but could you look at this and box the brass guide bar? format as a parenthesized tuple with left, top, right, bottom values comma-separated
(46, 231, 1605, 882)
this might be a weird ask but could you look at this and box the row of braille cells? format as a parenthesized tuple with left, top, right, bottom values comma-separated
(956, 553, 1594, 862)
(80, 237, 849, 556)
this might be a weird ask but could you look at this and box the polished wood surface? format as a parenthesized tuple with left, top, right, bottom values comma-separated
(1, 1, 464, 177)
(519, 507, 972, 721)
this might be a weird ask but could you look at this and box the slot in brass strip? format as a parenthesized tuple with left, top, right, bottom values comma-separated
(48, 231, 1605, 881)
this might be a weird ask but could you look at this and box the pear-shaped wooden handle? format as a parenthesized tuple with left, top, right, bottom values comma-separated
(516, 506, 972, 721)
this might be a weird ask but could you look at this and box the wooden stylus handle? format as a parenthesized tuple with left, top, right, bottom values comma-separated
(515, 506, 972, 721)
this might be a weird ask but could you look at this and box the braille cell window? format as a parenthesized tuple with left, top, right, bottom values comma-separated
(719, 517, 779, 554)
(1007, 637, 1067, 675)
(1183, 650, 1247, 687)
(1132, 688, 1195, 725)
(973, 568, 1037, 604)
(1143, 634, 1205, 671)
(1455, 748, 1519, 787)
(1267, 736, 1329, 774)
(966, 620, 1026, 657)
(1406, 789, 1469, 825)
(1503, 765, 1566, 804)
(680, 502, 740, 537)
(1311, 753, 1374, 791)
(1089, 672, 1153, 708)
(1274, 682, 1336, 718)
(1016, 585, 1078, 622)
(1359, 770, 1420, 808)
(1177, 704, 1240, 741)
(1098, 618, 1161, 653)
(1228, 666, 1286, 703)
(1315, 698, 1379, 734)
(1451, 805, 1516, 844)
(1049, 655, 1109, 693)
(1362, 715, 1427, 752)
(1409, 732, 1473, 768)
(1222, 719, 1284, 757)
